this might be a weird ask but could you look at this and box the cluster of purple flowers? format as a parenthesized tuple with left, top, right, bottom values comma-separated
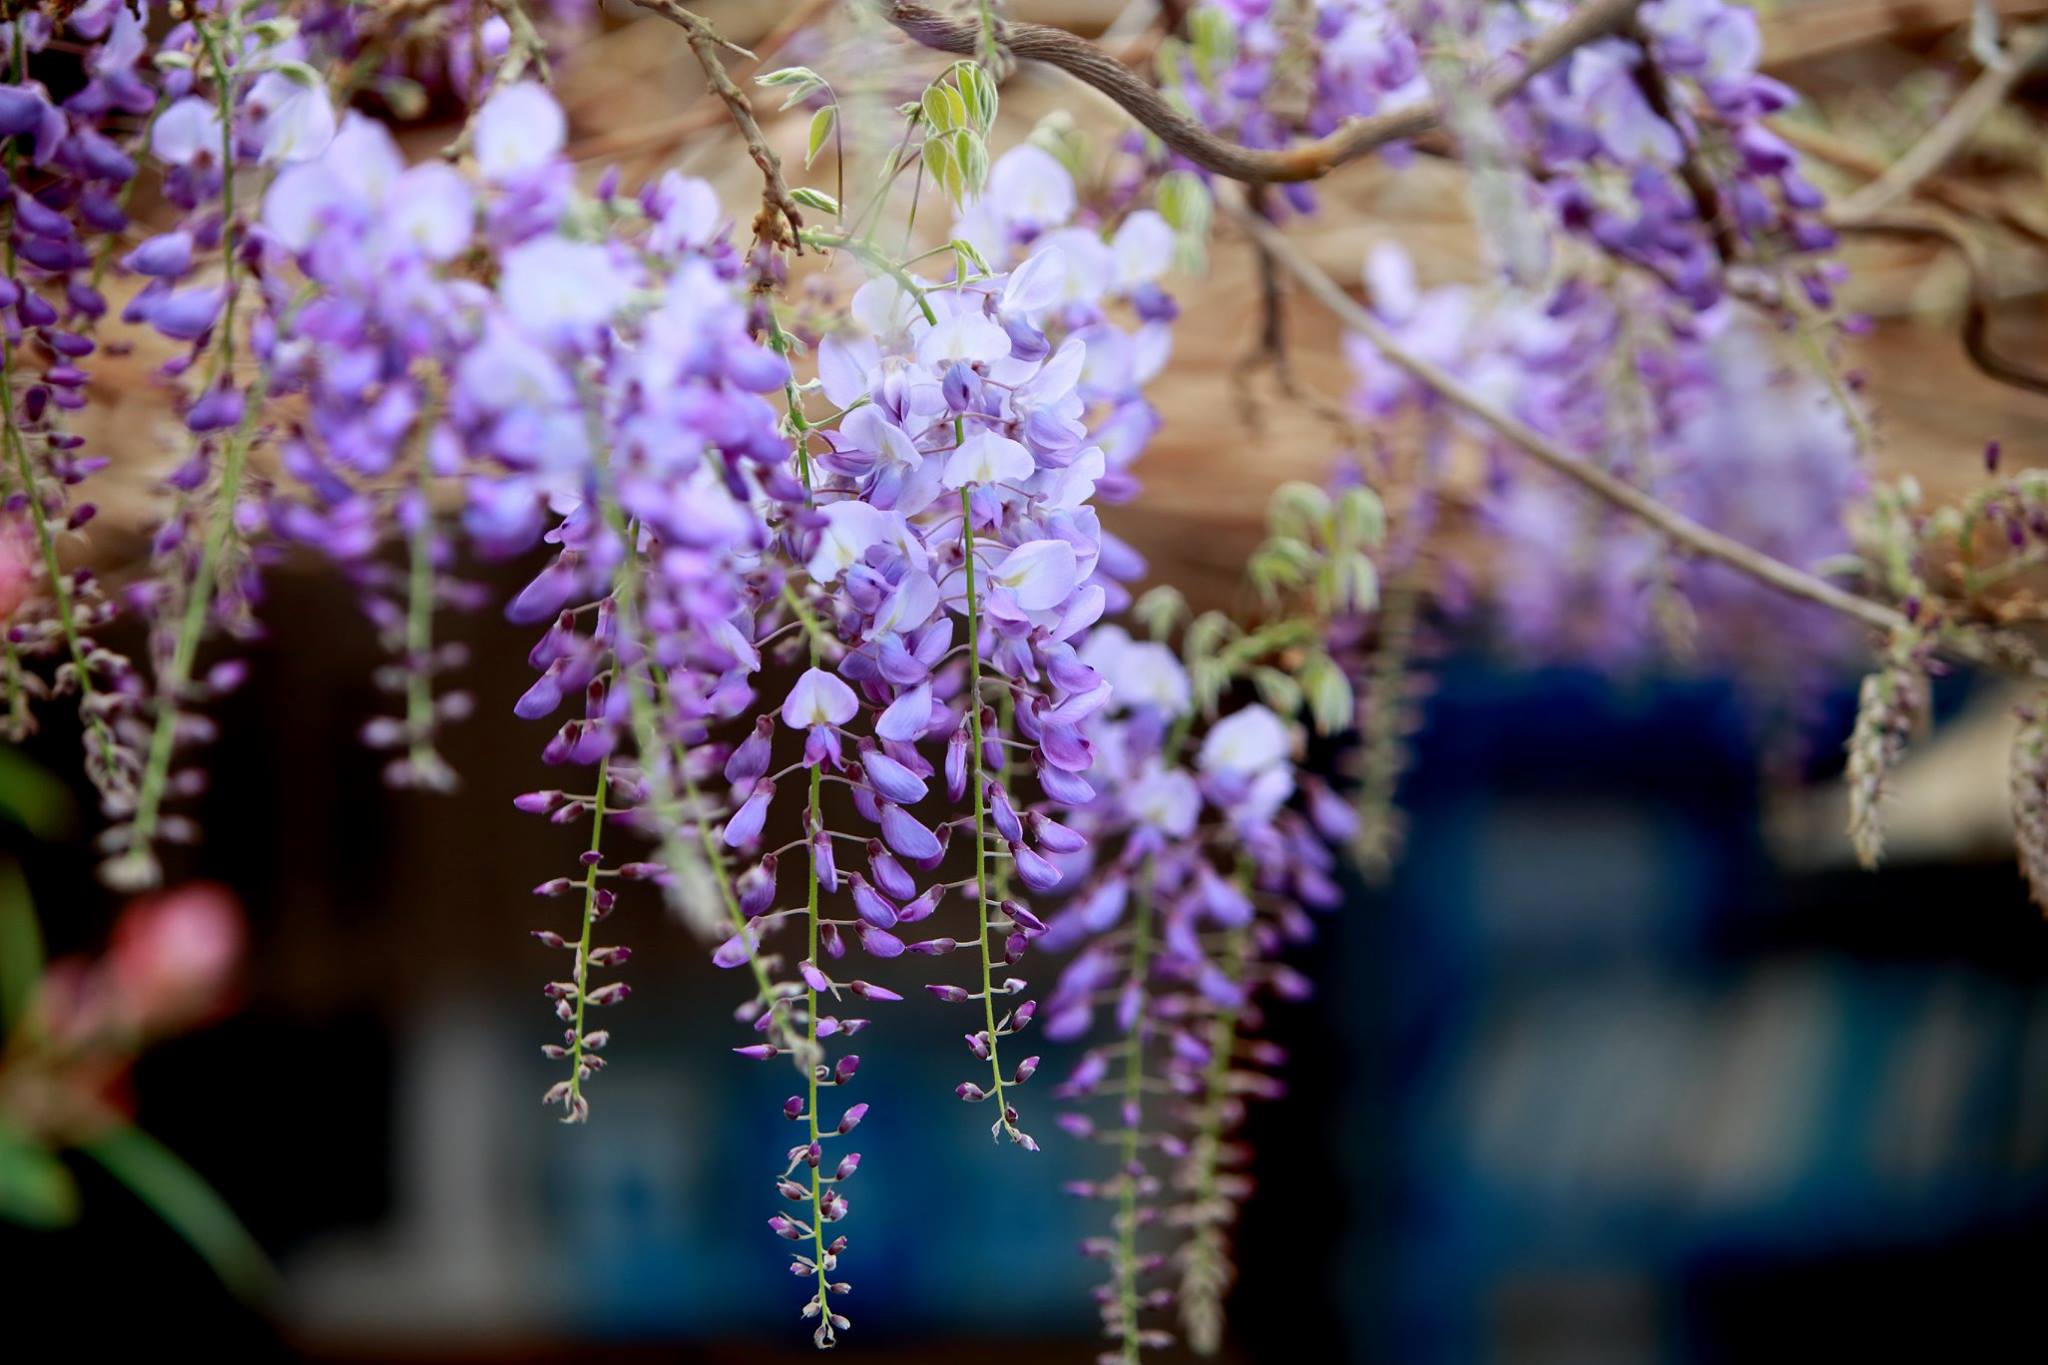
(1517, 0, 1839, 309)
(1347, 242, 1865, 691)
(1164, 0, 1835, 306)
(1028, 612, 1355, 1356)
(0, 1, 1948, 1356)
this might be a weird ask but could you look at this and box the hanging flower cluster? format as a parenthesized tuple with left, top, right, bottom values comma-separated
(1159, 0, 1834, 304)
(1031, 475, 1377, 1359)
(1346, 242, 1866, 696)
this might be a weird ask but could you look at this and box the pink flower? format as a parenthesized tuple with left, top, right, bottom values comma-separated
(106, 882, 243, 1031)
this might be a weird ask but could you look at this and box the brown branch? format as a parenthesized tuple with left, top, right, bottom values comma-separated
(1830, 208, 2048, 399)
(577, 0, 835, 165)
(1776, 119, 2048, 252)
(629, 0, 804, 251)
(1216, 190, 1903, 627)
(1220, 189, 2048, 678)
(1835, 25, 2048, 221)
(1624, 23, 1738, 265)
(876, 0, 1649, 183)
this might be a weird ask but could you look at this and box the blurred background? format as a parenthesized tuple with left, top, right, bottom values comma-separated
(7, 0, 2048, 1361)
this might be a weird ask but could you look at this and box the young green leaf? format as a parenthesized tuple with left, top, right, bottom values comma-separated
(806, 105, 837, 170)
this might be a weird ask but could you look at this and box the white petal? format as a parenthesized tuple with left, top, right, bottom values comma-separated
(474, 81, 565, 181)
(994, 539, 1078, 612)
(1001, 245, 1067, 317)
(943, 431, 1033, 490)
(150, 97, 220, 167)
(916, 312, 1011, 371)
(783, 667, 858, 728)
(1111, 211, 1173, 289)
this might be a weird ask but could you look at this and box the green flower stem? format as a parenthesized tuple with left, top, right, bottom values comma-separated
(578, 370, 784, 1040)
(563, 754, 611, 1119)
(1177, 919, 1250, 1352)
(1352, 570, 1417, 876)
(960, 487, 1012, 1130)
(1, 357, 104, 722)
(1111, 861, 1158, 1364)
(1, 132, 116, 766)
(127, 22, 261, 874)
(787, 355, 835, 1327)
(798, 231, 940, 325)
(403, 410, 447, 786)
(779, 581, 837, 659)
(127, 374, 270, 869)
(804, 756, 833, 1324)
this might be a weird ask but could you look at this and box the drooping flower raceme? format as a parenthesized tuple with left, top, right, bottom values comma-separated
(1346, 241, 1864, 697)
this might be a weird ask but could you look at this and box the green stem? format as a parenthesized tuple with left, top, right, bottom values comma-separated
(1, 361, 102, 714)
(1177, 920, 1249, 1353)
(960, 487, 1012, 1131)
(1353, 571, 1417, 877)
(1112, 862, 1158, 1363)
(785, 342, 834, 1326)
(804, 757, 832, 1323)
(676, 735, 785, 1027)
(127, 374, 269, 864)
(126, 21, 258, 870)
(576, 369, 784, 1041)
(403, 415, 445, 786)
(799, 231, 940, 324)
(779, 580, 837, 658)
(1188, 924, 1247, 1216)
(563, 754, 611, 1119)
(1, 130, 116, 767)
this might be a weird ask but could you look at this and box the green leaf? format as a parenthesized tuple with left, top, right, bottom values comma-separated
(963, 65, 999, 135)
(950, 60, 986, 128)
(1336, 553, 1380, 615)
(790, 186, 840, 215)
(921, 86, 954, 133)
(0, 861, 42, 1036)
(1184, 610, 1234, 664)
(954, 130, 990, 200)
(1156, 170, 1208, 233)
(1249, 537, 1315, 605)
(805, 105, 837, 170)
(247, 17, 300, 45)
(1335, 485, 1385, 549)
(758, 65, 826, 112)
(1252, 667, 1303, 716)
(80, 1126, 276, 1303)
(923, 136, 958, 205)
(1190, 7, 1238, 71)
(1191, 658, 1228, 715)
(375, 75, 429, 122)
(1153, 35, 1187, 87)
(1133, 585, 1188, 641)
(264, 58, 323, 88)
(948, 237, 991, 275)
(0, 1124, 77, 1229)
(0, 746, 75, 840)
(1302, 653, 1356, 736)
(1267, 482, 1332, 544)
